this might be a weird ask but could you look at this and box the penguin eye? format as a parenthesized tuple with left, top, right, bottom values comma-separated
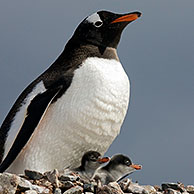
(90, 155, 97, 161)
(125, 160, 131, 166)
(94, 21, 103, 28)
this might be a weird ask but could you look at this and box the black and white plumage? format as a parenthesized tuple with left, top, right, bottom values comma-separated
(0, 10, 141, 174)
(93, 154, 142, 185)
(70, 150, 110, 179)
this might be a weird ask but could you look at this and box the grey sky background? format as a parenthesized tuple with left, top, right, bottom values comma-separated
(0, 0, 194, 185)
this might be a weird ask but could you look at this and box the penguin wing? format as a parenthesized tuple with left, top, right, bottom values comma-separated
(0, 85, 62, 172)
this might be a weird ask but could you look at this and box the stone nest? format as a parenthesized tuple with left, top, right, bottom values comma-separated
(0, 169, 193, 194)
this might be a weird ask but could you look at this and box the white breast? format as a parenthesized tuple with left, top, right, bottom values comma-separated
(7, 57, 130, 173)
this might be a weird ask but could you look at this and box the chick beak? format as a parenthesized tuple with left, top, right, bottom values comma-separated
(97, 156, 110, 163)
(130, 164, 142, 170)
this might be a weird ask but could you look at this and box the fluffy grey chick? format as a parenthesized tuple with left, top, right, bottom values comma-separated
(93, 154, 142, 185)
(71, 150, 110, 179)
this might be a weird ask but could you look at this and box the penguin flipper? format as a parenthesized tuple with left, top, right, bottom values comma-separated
(0, 86, 62, 172)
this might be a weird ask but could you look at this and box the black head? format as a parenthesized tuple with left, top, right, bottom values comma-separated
(108, 154, 133, 167)
(69, 10, 141, 53)
(102, 154, 142, 183)
(81, 151, 110, 170)
(105, 154, 142, 171)
(81, 150, 101, 165)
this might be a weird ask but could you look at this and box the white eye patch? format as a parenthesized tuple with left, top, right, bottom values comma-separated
(86, 12, 103, 26)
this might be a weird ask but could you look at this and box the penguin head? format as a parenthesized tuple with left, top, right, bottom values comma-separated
(106, 154, 142, 175)
(70, 10, 141, 53)
(81, 151, 110, 170)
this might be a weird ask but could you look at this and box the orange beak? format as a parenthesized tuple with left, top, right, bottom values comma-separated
(130, 164, 142, 170)
(97, 156, 110, 163)
(111, 12, 141, 24)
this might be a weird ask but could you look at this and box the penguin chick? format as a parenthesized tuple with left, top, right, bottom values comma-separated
(93, 154, 142, 185)
(71, 150, 110, 179)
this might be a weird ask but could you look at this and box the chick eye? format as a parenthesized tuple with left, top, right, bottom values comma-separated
(125, 160, 130, 166)
(90, 155, 97, 161)
(94, 21, 103, 27)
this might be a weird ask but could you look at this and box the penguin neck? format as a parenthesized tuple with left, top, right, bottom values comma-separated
(48, 38, 120, 75)
(59, 38, 119, 63)
(104, 164, 130, 182)
(77, 164, 98, 179)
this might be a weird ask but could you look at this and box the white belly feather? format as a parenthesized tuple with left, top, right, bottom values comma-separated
(7, 57, 130, 173)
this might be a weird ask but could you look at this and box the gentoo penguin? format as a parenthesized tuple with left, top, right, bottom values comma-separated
(93, 154, 142, 185)
(0, 10, 141, 174)
(70, 150, 110, 179)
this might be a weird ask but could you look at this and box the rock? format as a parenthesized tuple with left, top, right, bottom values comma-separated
(142, 185, 157, 194)
(18, 177, 33, 191)
(60, 180, 75, 190)
(163, 188, 181, 194)
(79, 177, 91, 184)
(108, 182, 124, 193)
(0, 168, 193, 194)
(25, 190, 38, 194)
(59, 174, 78, 182)
(156, 192, 163, 194)
(63, 185, 83, 194)
(34, 178, 53, 190)
(119, 178, 132, 192)
(123, 181, 148, 194)
(45, 169, 60, 187)
(0, 172, 20, 194)
(25, 169, 44, 180)
(154, 185, 162, 192)
(162, 183, 185, 192)
(54, 188, 62, 194)
(83, 183, 95, 193)
(186, 185, 194, 194)
(31, 184, 50, 193)
(96, 185, 123, 194)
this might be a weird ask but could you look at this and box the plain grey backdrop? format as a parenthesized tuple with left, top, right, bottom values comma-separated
(0, 0, 194, 185)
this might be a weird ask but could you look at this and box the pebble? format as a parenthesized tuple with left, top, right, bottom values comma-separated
(31, 184, 50, 193)
(59, 174, 78, 182)
(25, 190, 38, 194)
(25, 169, 44, 180)
(142, 185, 157, 194)
(63, 185, 83, 194)
(108, 182, 124, 193)
(186, 185, 194, 194)
(162, 183, 185, 192)
(18, 177, 33, 191)
(45, 169, 60, 187)
(122, 180, 148, 194)
(119, 178, 132, 191)
(54, 188, 62, 194)
(83, 183, 95, 193)
(97, 184, 123, 194)
(156, 192, 164, 194)
(60, 180, 75, 190)
(0, 172, 20, 194)
(0, 169, 193, 194)
(163, 188, 181, 194)
(154, 185, 162, 191)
